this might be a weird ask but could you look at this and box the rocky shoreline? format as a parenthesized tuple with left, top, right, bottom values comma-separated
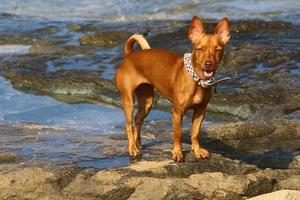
(0, 103, 299, 199)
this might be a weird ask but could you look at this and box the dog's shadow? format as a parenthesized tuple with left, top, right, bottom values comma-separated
(197, 134, 297, 170)
(139, 130, 297, 170)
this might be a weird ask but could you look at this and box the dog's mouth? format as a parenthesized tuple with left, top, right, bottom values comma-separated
(203, 70, 214, 79)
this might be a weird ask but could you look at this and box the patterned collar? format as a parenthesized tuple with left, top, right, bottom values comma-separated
(183, 53, 213, 88)
(183, 53, 231, 88)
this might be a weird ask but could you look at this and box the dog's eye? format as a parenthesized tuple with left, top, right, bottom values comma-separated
(196, 48, 203, 51)
(215, 48, 222, 52)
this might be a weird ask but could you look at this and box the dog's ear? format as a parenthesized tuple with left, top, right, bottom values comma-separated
(188, 16, 205, 45)
(215, 17, 231, 44)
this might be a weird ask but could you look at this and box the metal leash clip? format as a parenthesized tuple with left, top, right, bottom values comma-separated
(201, 77, 231, 87)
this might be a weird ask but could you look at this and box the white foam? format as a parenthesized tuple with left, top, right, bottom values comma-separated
(0, 0, 299, 23)
(0, 45, 31, 55)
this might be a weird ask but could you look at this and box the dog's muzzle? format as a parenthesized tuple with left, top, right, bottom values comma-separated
(184, 53, 231, 88)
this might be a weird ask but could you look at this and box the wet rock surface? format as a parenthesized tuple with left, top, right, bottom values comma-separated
(0, 16, 299, 199)
(79, 30, 132, 47)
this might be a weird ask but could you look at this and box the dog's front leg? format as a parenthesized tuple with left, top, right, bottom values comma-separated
(191, 106, 210, 159)
(172, 106, 184, 161)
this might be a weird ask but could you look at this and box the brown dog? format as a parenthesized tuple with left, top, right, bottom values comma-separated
(115, 16, 230, 161)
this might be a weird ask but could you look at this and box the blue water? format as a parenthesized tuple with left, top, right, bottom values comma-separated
(0, 0, 299, 23)
(0, 45, 31, 55)
(0, 76, 170, 132)
(0, 75, 171, 168)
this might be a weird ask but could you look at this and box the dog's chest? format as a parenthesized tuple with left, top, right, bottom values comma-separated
(192, 90, 204, 104)
(192, 88, 211, 105)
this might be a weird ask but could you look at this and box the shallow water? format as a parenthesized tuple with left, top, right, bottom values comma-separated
(0, 76, 170, 132)
(0, 45, 31, 55)
(0, 74, 170, 168)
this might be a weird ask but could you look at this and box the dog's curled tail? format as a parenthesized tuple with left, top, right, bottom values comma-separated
(124, 34, 150, 56)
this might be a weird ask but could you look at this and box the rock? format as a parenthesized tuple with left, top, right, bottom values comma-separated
(3, 70, 122, 106)
(252, 151, 300, 170)
(65, 23, 98, 33)
(207, 101, 253, 120)
(0, 33, 37, 45)
(248, 190, 300, 200)
(30, 40, 81, 55)
(232, 20, 293, 33)
(288, 155, 300, 169)
(79, 30, 131, 47)
(125, 177, 203, 200)
(0, 167, 58, 200)
(0, 167, 53, 189)
(204, 121, 275, 140)
(202, 117, 300, 169)
(165, 153, 258, 177)
(126, 177, 176, 200)
(128, 160, 171, 173)
(208, 84, 299, 120)
(36, 26, 59, 35)
(63, 173, 117, 197)
(63, 170, 134, 200)
(30, 40, 56, 53)
(0, 162, 294, 199)
(92, 170, 123, 185)
(66, 24, 82, 32)
(278, 175, 300, 190)
(0, 151, 19, 163)
(185, 172, 274, 198)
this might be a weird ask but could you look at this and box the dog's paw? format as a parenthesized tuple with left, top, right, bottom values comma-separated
(128, 144, 140, 157)
(172, 148, 184, 162)
(193, 147, 210, 159)
(135, 140, 142, 150)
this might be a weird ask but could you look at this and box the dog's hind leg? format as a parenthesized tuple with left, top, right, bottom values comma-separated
(134, 84, 154, 149)
(115, 67, 140, 157)
(121, 92, 140, 157)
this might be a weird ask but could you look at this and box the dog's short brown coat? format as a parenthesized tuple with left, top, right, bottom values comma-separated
(115, 16, 231, 161)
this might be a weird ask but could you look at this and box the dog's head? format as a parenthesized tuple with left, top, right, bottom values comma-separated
(188, 16, 230, 80)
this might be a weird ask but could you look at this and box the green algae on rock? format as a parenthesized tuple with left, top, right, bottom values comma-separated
(2, 70, 121, 107)
(0, 33, 37, 45)
(80, 30, 132, 47)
